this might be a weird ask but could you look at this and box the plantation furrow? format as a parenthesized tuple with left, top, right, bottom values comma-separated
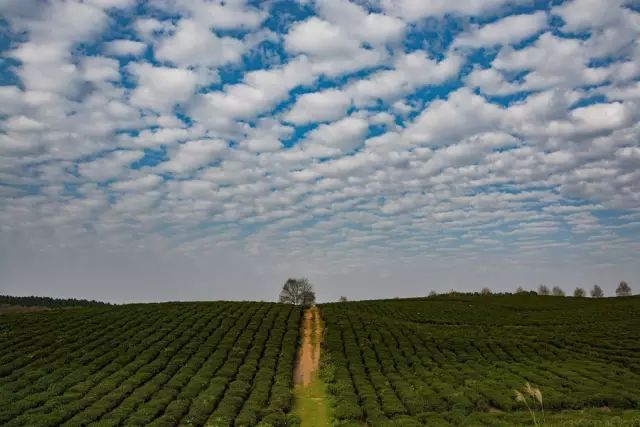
(3, 306, 199, 427)
(0, 307, 168, 403)
(203, 304, 281, 425)
(0, 308, 111, 360)
(58, 306, 213, 426)
(1, 302, 302, 426)
(116, 303, 247, 426)
(176, 303, 269, 426)
(235, 306, 291, 425)
(89, 304, 236, 426)
(0, 307, 144, 380)
(0, 310, 176, 423)
(321, 295, 640, 425)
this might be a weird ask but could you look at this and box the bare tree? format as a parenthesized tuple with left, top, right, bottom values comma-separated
(516, 286, 526, 294)
(552, 286, 565, 297)
(278, 278, 315, 306)
(590, 285, 604, 298)
(573, 287, 586, 297)
(338, 296, 348, 302)
(616, 281, 632, 297)
(428, 291, 437, 297)
(481, 287, 492, 295)
(538, 285, 550, 295)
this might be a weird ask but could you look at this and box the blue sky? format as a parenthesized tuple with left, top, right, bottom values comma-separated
(1, 0, 639, 303)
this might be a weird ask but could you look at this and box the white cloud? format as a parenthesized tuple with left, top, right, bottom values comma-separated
(167, 0, 266, 30)
(285, 17, 358, 57)
(381, 0, 514, 21)
(128, 63, 199, 111)
(553, 0, 625, 31)
(80, 56, 120, 83)
(284, 89, 351, 124)
(454, 12, 547, 48)
(316, 0, 406, 45)
(111, 174, 163, 192)
(158, 139, 228, 174)
(189, 56, 316, 124)
(104, 39, 147, 56)
(300, 116, 369, 157)
(284, 16, 386, 76)
(155, 19, 245, 68)
(404, 88, 503, 145)
(348, 51, 461, 106)
(78, 151, 144, 181)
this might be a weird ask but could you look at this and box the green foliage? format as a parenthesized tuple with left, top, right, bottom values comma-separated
(319, 294, 640, 426)
(0, 294, 110, 308)
(0, 301, 301, 426)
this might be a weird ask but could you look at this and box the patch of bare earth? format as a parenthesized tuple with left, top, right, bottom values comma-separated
(294, 306, 321, 386)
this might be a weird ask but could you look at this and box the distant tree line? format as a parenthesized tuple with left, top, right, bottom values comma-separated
(0, 295, 111, 308)
(425, 281, 633, 299)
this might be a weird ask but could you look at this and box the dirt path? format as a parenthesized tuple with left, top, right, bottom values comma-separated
(294, 306, 321, 386)
(293, 306, 329, 426)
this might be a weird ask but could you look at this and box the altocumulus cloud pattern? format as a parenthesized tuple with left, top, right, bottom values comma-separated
(0, 0, 639, 302)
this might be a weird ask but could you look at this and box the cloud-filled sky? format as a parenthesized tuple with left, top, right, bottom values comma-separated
(1, 0, 639, 303)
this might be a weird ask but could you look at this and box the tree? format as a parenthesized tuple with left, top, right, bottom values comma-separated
(278, 278, 315, 306)
(616, 281, 632, 297)
(516, 286, 526, 294)
(573, 287, 586, 297)
(481, 287, 492, 295)
(428, 291, 437, 297)
(538, 285, 550, 295)
(552, 286, 565, 297)
(339, 296, 348, 302)
(590, 285, 604, 298)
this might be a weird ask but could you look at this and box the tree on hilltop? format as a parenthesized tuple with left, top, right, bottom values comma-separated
(538, 285, 550, 295)
(590, 285, 604, 298)
(616, 281, 632, 297)
(552, 286, 565, 297)
(279, 278, 315, 306)
(573, 287, 586, 297)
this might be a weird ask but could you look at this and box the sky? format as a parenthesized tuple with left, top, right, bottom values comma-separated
(0, 0, 639, 304)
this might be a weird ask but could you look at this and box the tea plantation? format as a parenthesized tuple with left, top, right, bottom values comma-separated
(2, 295, 640, 426)
(0, 301, 301, 426)
(320, 294, 640, 426)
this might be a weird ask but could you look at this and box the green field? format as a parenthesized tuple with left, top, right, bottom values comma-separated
(320, 294, 640, 426)
(1, 295, 640, 426)
(0, 302, 301, 426)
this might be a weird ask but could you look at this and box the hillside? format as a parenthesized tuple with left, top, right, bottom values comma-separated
(1, 295, 640, 426)
(320, 294, 640, 426)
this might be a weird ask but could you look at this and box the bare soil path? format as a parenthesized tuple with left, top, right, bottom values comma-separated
(293, 306, 330, 426)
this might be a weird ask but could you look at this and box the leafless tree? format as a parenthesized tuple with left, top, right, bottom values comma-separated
(339, 296, 348, 302)
(552, 286, 565, 297)
(278, 278, 315, 306)
(590, 285, 604, 298)
(616, 281, 632, 297)
(481, 287, 491, 295)
(573, 287, 586, 297)
(538, 285, 550, 295)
